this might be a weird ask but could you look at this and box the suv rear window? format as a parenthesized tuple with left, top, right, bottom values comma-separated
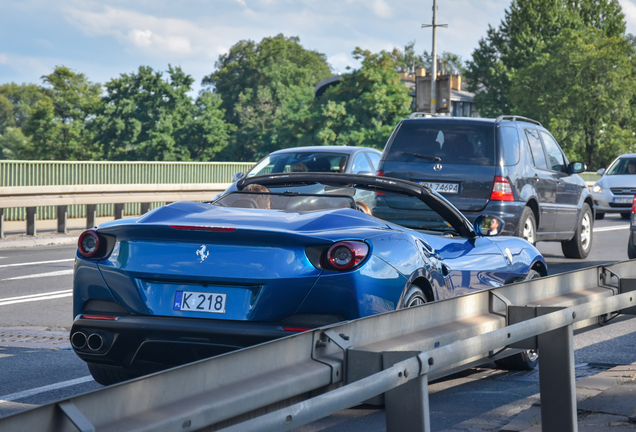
(385, 121, 495, 166)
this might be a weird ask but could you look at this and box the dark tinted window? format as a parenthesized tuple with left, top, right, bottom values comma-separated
(498, 126, 520, 166)
(386, 121, 495, 165)
(525, 129, 548, 170)
(540, 132, 566, 173)
(607, 157, 636, 175)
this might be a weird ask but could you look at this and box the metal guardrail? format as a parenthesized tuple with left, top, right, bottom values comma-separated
(0, 260, 634, 432)
(0, 183, 231, 237)
(0, 160, 254, 221)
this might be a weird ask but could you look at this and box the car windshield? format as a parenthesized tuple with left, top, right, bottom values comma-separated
(213, 181, 460, 235)
(606, 157, 636, 175)
(247, 152, 349, 177)
(388, 121, 495, 166)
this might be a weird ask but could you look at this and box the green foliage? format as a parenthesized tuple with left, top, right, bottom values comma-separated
(202, 34, 332, 160)
(392, 41, 465, 75)
(92, 65, 233, 161)
(510, 29, 636, 168)
(22, 66, 102, 160)
(0, 127, 30, 159)
(309, 47, 412, 149)
(0, 83, 47, 134)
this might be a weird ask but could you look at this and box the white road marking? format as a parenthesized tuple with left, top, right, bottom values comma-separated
(1, 269, 74, 281)
(0, 376, 94, 404)
(0, 258, 74, 269)
(594, 225, 630, 233)
(0, 290, 72, 306)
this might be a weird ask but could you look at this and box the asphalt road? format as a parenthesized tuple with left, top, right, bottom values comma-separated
(0, 213, 633, 429)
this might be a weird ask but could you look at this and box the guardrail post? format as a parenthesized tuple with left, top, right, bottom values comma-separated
(141, 203, 151, 214)
(86, 205, 96, 229)
(0, 208, 4, 239)
(383, 351, 430, 432)
(537, 308, 577, 432)
(57, 205, 68, 234)
(114, 204, 124, 220)
(26, 207, 37, 236)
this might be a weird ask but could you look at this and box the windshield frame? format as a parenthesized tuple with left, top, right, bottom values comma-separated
(234, 173, 476, 238)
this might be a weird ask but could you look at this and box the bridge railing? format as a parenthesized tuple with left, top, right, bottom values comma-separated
(0, 183, 231, 237)
(0, 260, 634, 432)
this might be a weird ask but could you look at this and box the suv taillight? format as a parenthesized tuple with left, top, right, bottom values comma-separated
(376, 170, 384, 177)
(632, 195, 636, 213)
(490, 176, 514, 201)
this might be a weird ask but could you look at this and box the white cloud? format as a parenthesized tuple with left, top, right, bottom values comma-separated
(0, 54, 8, 65)
(368, 0, 392, 18)
(619, 0, 636, 35)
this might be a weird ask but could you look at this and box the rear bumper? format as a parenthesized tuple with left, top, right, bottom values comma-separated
(70, 314, 297, 374)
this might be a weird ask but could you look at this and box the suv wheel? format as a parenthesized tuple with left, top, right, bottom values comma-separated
(561, 203, 593, 259)
(515, 207, 536, 245)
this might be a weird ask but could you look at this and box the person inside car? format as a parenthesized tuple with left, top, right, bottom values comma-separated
(244, 184, 271, 209)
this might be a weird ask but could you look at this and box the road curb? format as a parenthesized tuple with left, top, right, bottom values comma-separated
(0, 236, 78, 249)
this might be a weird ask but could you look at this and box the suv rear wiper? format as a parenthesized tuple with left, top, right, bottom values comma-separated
(400, 151, 442, 162)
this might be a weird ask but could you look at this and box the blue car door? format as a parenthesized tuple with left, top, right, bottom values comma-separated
(430, 236, 510, 296)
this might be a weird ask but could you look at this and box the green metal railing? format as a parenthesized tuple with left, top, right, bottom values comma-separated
(0, 161, 254, 221)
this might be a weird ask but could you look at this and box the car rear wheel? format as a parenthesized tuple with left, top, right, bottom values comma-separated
(561, 203, 593, 259)
(88, 363, 138, 386)
(401, 285, 427, 308)
(495, 269, 540, 370)
(595, 212, 605, 220)
(621, 212, 631, 220)
(515, 207, 536, 245)
(629, 238, 636, 259)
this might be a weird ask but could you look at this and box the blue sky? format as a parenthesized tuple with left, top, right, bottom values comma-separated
(2, 0, 636, 93)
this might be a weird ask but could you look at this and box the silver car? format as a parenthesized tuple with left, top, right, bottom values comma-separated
(592, 153, 636, 219)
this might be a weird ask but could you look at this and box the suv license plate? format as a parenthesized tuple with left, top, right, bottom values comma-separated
(419, 182, 459, 194)
(174, 291, 227, 313)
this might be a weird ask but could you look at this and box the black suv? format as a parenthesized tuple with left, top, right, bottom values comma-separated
(377, 115, 593, 258)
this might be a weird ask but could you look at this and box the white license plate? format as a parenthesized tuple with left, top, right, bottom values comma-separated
(419, 182, 459, 194)
(613, 197, 633, 204)
(173, 291, 227, 313)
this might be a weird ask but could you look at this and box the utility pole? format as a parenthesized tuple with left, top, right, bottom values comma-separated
(422, 0, 447, 114)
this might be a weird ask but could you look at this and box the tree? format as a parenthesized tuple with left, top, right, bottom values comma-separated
(465, 0, 626, 117)
(92, 65, 233, 161)
(202, 34, 332, 160)
(309, 47, 412, 148)
(510, 29, 636, 168)
(392, 42, 465, 75)
(21, 66, 102, 160)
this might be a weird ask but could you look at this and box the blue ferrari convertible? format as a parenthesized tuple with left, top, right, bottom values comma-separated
(70, 173, 547, 385)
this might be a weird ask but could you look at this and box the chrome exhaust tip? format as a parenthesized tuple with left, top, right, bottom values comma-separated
(71, 332, 87, 349)
(87, 333, 104, 351)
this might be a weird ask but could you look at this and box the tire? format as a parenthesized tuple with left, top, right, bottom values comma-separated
(561, 203, 593, 259)
(495, 270, 540, 370)
(515, 207, 536, 245)
(400, 285, 427, 308)
(629, 237, 636, 260)
(595, 212, 605, 220)
(621, 212, 631, 220)
(88, 363, 137, 386)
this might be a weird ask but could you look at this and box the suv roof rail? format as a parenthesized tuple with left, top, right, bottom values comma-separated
(495, 115, 542, 127)
(408, 112, 446, 119)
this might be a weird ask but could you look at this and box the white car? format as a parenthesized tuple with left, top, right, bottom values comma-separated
(592, 153, 636, 220)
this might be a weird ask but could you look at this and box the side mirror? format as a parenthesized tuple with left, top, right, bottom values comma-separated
(596, 168, 605, 176)
(232, 172, 245, 182)
(474, 215, 505, 236)
(568, 162, 586, 174)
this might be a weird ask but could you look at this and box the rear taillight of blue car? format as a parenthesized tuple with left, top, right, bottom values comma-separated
(325, 241, 369, 270)
(78, 229, 115, 259)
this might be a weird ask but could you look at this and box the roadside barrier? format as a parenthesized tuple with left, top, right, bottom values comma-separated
(0, 260, 634, 432)
(0, 183, 231, 237)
